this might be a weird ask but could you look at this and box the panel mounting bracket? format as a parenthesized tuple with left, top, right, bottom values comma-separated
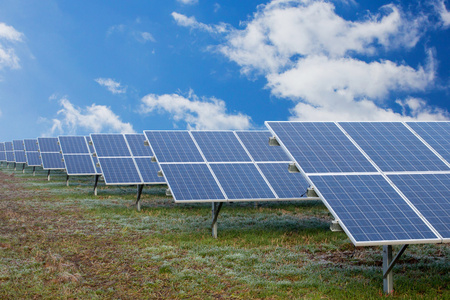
(269, 136, 280, 146)
(288, 163, 300, 173)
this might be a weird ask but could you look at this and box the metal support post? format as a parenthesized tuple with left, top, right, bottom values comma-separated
(254, 201, 259, 208)
(135, 185, 144, 211)
(66, 175, 70, 186)
(22, 164, 25, 173)
(93, 174, 100, 196)
(47, 170, 51, 181)
(211, 202, 223, 239)
(383, 244, 408, 294)
(33, 166, 36, 176)
(14, 162, 16, 171)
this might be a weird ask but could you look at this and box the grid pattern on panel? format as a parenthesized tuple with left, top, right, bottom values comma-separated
(98, 157, 141, 184)
(59, 136, 90, 154)
(407, 122, 450, 164)
(0, 152, 5, 162)
(209, 163, 275, 200)
(161, 164, 225, 201)
(90, 134, 130, 157)
(6, 152, 15, 162)
(134, 158, 165, 184)
(64, 155, 96, 175)
(26, 152, 41, 166)
(389, 174, 450, 240)
(24, 139, 39, 152)
(5, 142, 13, 151)
(38, 138, 60, 152)
(0, 142, 5, 152)
(41, 152, 65, 169)
(340, 122, 449, 172)
(266, 122, 376, 173)
(310, 174, 438, 244)
(13, 140, 24, 151)
(191, 131, 251, 162)
(125, 134, 152, 157)
(236, 131, 290, 162)
(14, 151, 26, 163)
(257, 163, 309, 199)
(144, 131, 204, 163)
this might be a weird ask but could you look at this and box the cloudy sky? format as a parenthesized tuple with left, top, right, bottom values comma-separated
(0, 0, 449, 140)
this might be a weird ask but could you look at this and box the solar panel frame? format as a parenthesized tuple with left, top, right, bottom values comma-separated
(37, 137, 65, 170)
(58, 136, 100, 176)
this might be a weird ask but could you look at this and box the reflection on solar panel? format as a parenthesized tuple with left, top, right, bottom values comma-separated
(389, 173, 450, 241)
(406, 122, 450, 165)
(145, 130, 309, 203)
(58, 136, 99, 176)
(24, 139, 41, 167)
(236, 131, 290, 162)
(340, 122, 449, 172)
(37, 137, 65, 169)
(266, 122, 376, 173)
(90, 133, 164, 185)
(5, 142, 14, 162)
(13, 140, 27, 164)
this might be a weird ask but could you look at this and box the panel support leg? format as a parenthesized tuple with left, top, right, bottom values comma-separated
(22, 164, 25, 173)
(32, 167, 36, 176)
(135, 184, 144, 211)
(6, 162, 9, 168)
(66, 175, 70, 186)
(14, 162, 16, 171)
(383, 244, 409, 294)
(254, 201, 259, 208)
(211, 202, 223, 239)
(93, 174, 100, 196)
(47, 170, 51, 181)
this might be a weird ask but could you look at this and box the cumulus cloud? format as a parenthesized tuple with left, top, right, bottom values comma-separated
(107, 24, 156, 43)
(0, 22, 24, 70)
(175, 0, 447, 120)
(171, 12, 229, 34)
(177, 0, 198, 5)
(50, 97, 134, 135)
(95, 78, 127, 94)
(436, 0, 450, 27)
(140, 90, 251, 130)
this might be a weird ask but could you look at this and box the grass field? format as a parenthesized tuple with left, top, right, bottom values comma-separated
(0, 165, 448, 299)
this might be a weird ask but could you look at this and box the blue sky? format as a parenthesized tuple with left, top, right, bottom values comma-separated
(0, 0, 449, 140)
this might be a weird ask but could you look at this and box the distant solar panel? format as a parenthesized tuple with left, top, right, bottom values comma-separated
(58, 136, 99, 176)
(37, 138, 65, 169)
(13, 140, 24, 151)
(24, 139, 41, 167)
(0, 143, 6, 162)
(91, 134, 133, 157)
(340, 122, 449, 172)
(191, 131, 251, 162)
(14, 151, 26, 163)
(265, 122, 377, 173)
(59, 136, 90, 154)
(236, 131, 291, 162)
(24, 139, 39, 152)
(5, 142, 14, 162)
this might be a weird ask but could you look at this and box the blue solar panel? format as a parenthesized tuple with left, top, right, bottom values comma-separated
(59, 136, 90, 154)
(40, 152, 65, 169)
(38, 138, 60, 152)
(340, 122, 449, 172)
(310, 174, 439, 245)
(406, 122, 450, 165)
(236, 131, 291, 162)
(98, 157, 142, 184)
(4, 142, 13, 151)
(26, 152, 41, 166)
(161, 164, 225, 201)
(90, 134, 130, 157)
(24, 139, 39, 152)
(6, 152, 15, 162)
(389, 174, 450, 241)
(266, 122, 377, 173)
(0, 152, 5, 162)
(13, 140, 24, 151)
(63, 155, 97, 175)
(191, 131, 251, 162)
(0, 142, 5, 152)
(144, 131, 204, 163)
(209, 163, 275, 200)
(125, 134, 152, 157)
(134, 157, 165, 183)
(257, 163, 309, 199)
(14, 151, 26, 163)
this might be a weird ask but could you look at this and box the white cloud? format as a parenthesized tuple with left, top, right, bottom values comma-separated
(0, 22, 24, 70)
(177, 0, 198, 5)
(179, 0, 446, 121)
(95, 78, 127, 94)
(436, 0, 450, 27)
(140, 32, 156, 43)
(107, 24, 156, 43)
(50, 97, 134, 135)
(171, 12, 229, 34)
(140, 90, 251, 130)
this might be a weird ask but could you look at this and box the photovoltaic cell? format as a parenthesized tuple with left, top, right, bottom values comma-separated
(389, 173, 450, 240)
(26, 152, 41, 166)
(40, 152, 65, 169)
(406, 122, 450, 165)
(63, 155, 96, 175)
(191, 131, 251, 162)
(90, 134, 130, 157)
(236, 131, 290, 162)
(37, 137, 61, 152)
(160, 164, 225, 201)
(340, 122, 449, 172)
(14, 151, 26, 163)
(4, 142, 13, 151)
(125, 134, 152, 157)
(144, 131, 204, 163)
(257, 163, 309, 199)
(310, 174, 439, 245)
(6, 152, 15, 162)
(13, 140, 24, 151)
(24, 139, 39, 152)
(98, 157, 142, 184)
(134, 158, 165, 184)
(59, 136, 90, 154)
(265, 122, 377, 173)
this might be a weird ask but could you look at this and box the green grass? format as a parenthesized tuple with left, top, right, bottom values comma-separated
(0, 165, 448, 299)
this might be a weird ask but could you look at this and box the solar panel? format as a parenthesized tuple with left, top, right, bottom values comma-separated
(13, 140, 24, 151)
(340, 122, 449, 172)
(388, 173, 450, 241)
(90, 134, 130, 157)
(23, 139, 41, 167)
(125, 134, 152, 157)
(98, 157, 142, 184)
(59, 136, 90, 154)
(37, 138, 65, 169)
(406, 122, 450, 165)
(24, 139, 39, 152)
(265, 122, 377, 173)
(58, 136, 100, 176)
(310, 174, 439, 246)
(0, 143, 6, 162)
(5, 142, 14, 162)
(14, 151, 26, 163)
(191, 131, 251, 162)
(235, 131, 291, 162)
(144, 131, 204, 163)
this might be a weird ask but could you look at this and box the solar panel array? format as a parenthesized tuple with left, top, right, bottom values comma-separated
(59, 136, 101, 176)
(0, 142, 6, 162)
(90, 133, 165, 185)
(37, 137, 65, 170)
(5, 142, 14, 162)
(24, 139, 42, 167)
(145, 130, 309, 203)
(266, 121, 450, 246)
